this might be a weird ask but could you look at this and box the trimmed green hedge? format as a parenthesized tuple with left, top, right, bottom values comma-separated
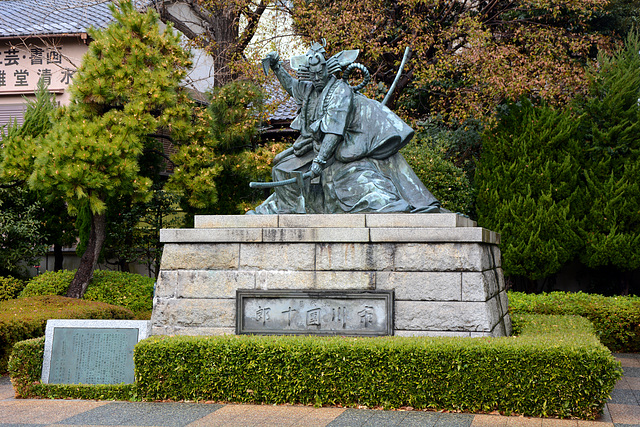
(508, 291, 640, 352)
(8, 314, 621, 419)
(20, 270, 154, 317)
(0, 295, 134, 373)
(135, 314, 618, 419)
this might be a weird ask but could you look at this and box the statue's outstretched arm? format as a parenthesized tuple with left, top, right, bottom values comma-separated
(264, 51, 295, 97)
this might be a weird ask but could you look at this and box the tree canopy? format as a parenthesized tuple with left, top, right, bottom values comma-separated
(291, 0, 610, 122)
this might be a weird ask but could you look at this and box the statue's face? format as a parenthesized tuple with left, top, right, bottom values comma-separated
(308, 63, 329, 90)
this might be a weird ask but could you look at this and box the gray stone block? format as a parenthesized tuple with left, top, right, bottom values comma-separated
(377, 272, 462, 301)
(461, 271, 500, 302)
(370, 227, 499, 243)
(262, 227, 370, 242)
(393, 243, 484, 272)
(279, 214, 365, 228)
(255, 270, 375, 290)
(155, 270, 178, 298)
(194, 215, 277, 228)
(394, 301, 491, 332)
(491, 245, 502, 268)
(160, 243, 239, 270)
(315, 243, 395, 271)
(365, 213, 477, 228)
(176, 270, 256, 299)
(240, 243, 316, 270)
(151, 298, 235, 328)
(160, 228, 263, 243)
(167, 327, 235, 336)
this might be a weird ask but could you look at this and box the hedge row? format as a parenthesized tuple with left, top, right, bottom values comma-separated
(508, 291, 640, 352)
(0, 295, 134, 373)
(132, 314, 620, 419)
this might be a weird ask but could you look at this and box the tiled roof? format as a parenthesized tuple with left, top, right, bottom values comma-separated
(0, 0, 148, 38)
(264, 78, 298, 123)
(263, 61, 298, 123)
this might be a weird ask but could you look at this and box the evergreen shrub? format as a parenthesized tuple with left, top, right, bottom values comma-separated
(0, 276, 25, 301)
(20, 270, 154, 316)
(133, 315, 618, 419)
(402, 137, 473, 214)
(509, 291, 640, 352)
(0, 295, 133, 373)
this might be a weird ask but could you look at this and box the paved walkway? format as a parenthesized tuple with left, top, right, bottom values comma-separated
(1, 354, 638, 427)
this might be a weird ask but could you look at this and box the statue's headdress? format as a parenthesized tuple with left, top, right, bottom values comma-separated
(290, 40, 370, 91)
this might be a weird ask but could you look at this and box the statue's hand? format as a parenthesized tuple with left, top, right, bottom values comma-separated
(310, 157, 326, 178)
(265, 51, 280, 70)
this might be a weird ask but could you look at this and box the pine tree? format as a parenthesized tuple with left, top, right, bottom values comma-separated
(476, 100, 583, 282)
(25, 1, 193, 298)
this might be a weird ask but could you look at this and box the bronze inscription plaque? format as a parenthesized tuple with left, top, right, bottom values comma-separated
(236, 290, 394, 336)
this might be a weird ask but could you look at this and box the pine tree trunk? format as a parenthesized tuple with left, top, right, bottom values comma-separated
(66, 212, 106, 299)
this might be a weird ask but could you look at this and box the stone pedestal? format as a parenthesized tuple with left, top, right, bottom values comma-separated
(151, 213, 512, 337)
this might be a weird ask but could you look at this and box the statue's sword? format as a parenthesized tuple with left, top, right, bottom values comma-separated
(250, 47, 412, 190)
(249, 170, 311, 189)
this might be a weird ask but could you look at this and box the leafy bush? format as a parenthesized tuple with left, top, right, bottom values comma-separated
(0, 276, 25, 301)
(135, 315, 618, 419)
(19, 270, 75, 297)
(509, 291, 640, 352)
(402, 137, 473, 214)
(20, 270, 154, 316)
(0, 295, 133, 373)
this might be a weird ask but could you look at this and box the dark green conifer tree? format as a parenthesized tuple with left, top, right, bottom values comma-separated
(577, 31, 640, 293)
(476, 100, 583, 284)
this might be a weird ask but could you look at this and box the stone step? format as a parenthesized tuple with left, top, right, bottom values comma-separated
(194, 213, 477, 229)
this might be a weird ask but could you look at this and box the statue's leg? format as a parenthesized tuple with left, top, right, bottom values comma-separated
(323, 158, 412, 213)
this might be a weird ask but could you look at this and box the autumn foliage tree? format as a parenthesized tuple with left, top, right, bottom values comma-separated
(4, 1, 194, 298)
(291, 0, 609, 122)
(153, 0, 291, 86)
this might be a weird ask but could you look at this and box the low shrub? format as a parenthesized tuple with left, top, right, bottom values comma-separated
(0, 276, 25, 301)
(134, 314, 618, 419)
(401, 138, 473, 214)
(508, 291, 640, 352)
(20, 270, 154, 317)
(8, 314, 621, 419)
(0, 295, 133, 373)
(8, 337, 137, 400)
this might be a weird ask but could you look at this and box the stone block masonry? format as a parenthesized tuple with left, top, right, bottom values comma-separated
(151, 213, 511, 338)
